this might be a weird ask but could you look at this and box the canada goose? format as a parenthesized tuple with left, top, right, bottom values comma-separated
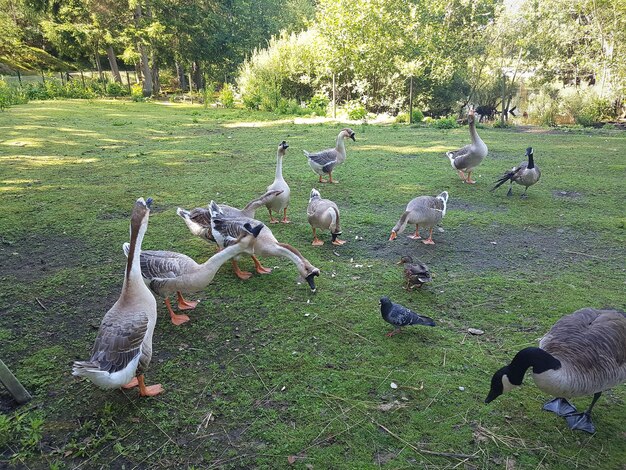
(485, 307, 626, 433)
(265, 141, 291, 223)
(124, 221, 264, 325)
(209, 202, 320, 291)
(380, 296, 436, 337)
(491, 147, 541, 198)
(389, 192, 448, 245)
(73, 198, 163, 396)
(445, 107, 487, 184)
(397, 256, 432, 289)
(304, 128, 355, 183)
(306, 189, 345, 246)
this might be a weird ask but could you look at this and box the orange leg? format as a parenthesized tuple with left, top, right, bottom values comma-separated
(465, 171, 476, 184)
(319, 175, 327, 183)
(137, 374, 163, 397)
(407, 224, 421, 240)
(122, 377, 139, 389)
(458, 170, 466, 181)
(268, 208, 279, 224)
(312, 228, 324, 246)
(252, 255, 272, 274)
(164, 298, 190, 325)
(422, 227, 435, 245)
(385, 328, 401, 337)
(232, 259, 252, 280)
(328, 172, 338, 184)
(332, 237, 346, 246)
(176, 291, 198, 310)
(281, 208, 290, 224)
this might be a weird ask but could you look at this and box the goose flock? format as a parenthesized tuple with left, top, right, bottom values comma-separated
(73, 114, 625, 435)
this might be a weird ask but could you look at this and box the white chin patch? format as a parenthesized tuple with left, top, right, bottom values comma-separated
(502, 375, 518, 393)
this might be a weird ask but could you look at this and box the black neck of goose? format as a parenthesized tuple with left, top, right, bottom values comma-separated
(125, 217, 141, 279)
(527, 152, 535, 169)
(507, 347, 561, 385)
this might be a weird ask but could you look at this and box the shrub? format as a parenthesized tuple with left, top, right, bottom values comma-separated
(276, 98, 303, 115)
(105, 82, 126, 97)
(130, 83, 144, 102)
(492, 120, 511, 129)
(431, 117, 459, 129)
(0, 79, 29, 110)
(344, 100, 367, 120)
(528, 86, 560, 126)
(202, 83, 216, 108)
(395, 112, 409, 123)
(219, 83, 235, 108)
(412, 109, 424, 123)
(307, 93, 329, 116)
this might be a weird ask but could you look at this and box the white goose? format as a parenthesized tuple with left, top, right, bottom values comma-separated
(72, 197, 163, 396)
(389, 192, 448, 245)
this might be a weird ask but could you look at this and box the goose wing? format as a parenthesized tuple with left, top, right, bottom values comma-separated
(305, 149, 338, 172)
(85, 311, 149, 374)
(211, 217, 251, 246)
(138, 250, 194, 280)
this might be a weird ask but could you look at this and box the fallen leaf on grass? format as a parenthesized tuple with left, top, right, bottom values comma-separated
(288, 455, 297, 464)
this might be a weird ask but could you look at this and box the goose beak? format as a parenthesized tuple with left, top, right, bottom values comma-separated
(350, 133, 356, 141)
(145, 197, 153, 208)
(389, 231, 397, 241)
(305, 271, 319, 292)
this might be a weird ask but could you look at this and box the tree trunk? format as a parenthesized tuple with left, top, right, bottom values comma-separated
(134, 4, 153, 97)
(94, 48, 104, 81)
(175, 61, 187, 91)
(151, 59, 160, 96)
(192, 61, 203, 90)
(106, 45, 122, 83)
(134, 62, 142, 82)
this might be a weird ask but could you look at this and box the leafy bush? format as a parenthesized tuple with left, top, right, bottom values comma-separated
(431, 117, 459, 129)
(0, 79, 29, 110)
(130, 83, 145, 102)
(238, 30, 322, 111)
(307, 93, 329, 116)
(528, 86, 560, 126)
(412, 109, 424, 123)
(276, 98, 304, 115)
(219, 83, 235, 108)
(202, 83, 216, 108)
(106, 82, 127, 97)
(492, 120, 511, 128)
(395, 112, 409, 123)
(344, 100, 367, 120)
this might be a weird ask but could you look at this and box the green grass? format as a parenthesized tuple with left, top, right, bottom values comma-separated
(0, 100, 624, 469)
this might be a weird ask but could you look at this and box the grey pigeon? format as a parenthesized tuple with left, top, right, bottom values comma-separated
(380, 296, 435, 337)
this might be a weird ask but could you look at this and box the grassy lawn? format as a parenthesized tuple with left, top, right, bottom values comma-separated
(0, 100, 624, 469)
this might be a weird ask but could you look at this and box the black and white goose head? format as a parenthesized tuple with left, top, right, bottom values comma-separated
(309, 188, 321, 203)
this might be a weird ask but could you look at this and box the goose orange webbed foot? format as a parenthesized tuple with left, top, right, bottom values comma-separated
(176, 292, 198, 311)
(122, 377, 139, 389)
(165, 299, 191, 325)
(137, 376, 163, 397)
(312, 238, 324, 246)
(421, 239, 435, 245)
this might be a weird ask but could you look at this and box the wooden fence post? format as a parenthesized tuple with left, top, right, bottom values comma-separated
(17, 69, 22, 85)
(41, 70, 46, 84)
(0, 360, 32, 405)
(332, 73, 336, 119)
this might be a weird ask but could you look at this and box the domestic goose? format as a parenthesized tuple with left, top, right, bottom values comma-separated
(389, 192, 448, 245)
(124, 220, 264, 325)
(306, 189, 346, 246)
(73, 197, 163, 396)
(304, 128, 355, 183)
(265, 141, 291, 223)
(209, 202, 320, 291)
(445, 107, 487, 184)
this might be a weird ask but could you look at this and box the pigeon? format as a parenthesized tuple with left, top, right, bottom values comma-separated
(380, 296, 435, 337)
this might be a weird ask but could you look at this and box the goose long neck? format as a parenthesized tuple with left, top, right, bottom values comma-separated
(508, 347, 561, 385)
(527, 152, 535, 169)
(273, 242, 308, 274)
(123, 218, 147, 293)
(275, 152, 284, 181)
(393, 211, 410, 234)
(198, 243, 245, 280)
(468, 118, 480, 143)
(335, 135, 346, 158)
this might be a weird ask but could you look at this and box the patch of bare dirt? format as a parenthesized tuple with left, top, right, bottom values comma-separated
(366, 223, 621, 274)
(552, 190, 583, 199)
(0, 234, 88, 282)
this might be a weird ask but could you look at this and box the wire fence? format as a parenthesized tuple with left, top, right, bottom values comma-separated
(1, 70, 140, 92)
